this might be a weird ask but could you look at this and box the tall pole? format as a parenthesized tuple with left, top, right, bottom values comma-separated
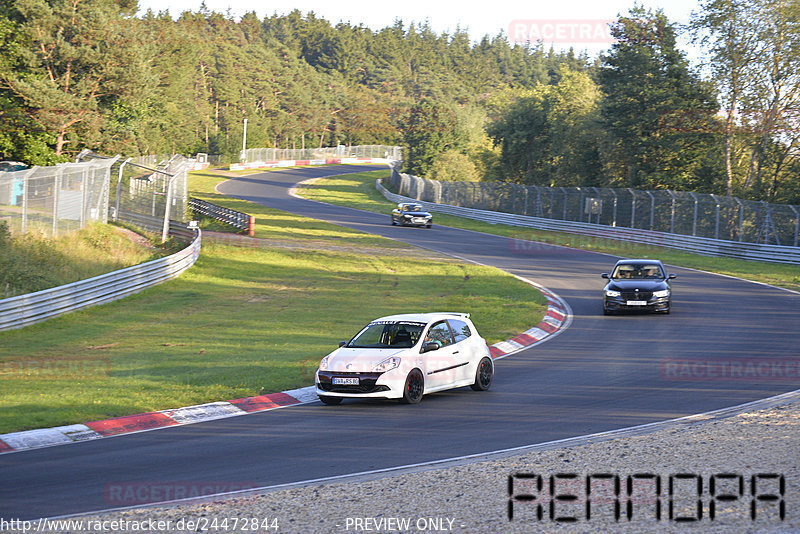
(240, 118, 248, 163)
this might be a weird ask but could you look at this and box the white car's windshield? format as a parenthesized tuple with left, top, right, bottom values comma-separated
(348, 321, 425, 348)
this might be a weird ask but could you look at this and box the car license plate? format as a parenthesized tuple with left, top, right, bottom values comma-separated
(332, 377, 359, 385)
(626, 300, 647, 306)
(413, 218, 425, 224)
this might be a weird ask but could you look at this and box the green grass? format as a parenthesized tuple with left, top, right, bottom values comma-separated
(0, 167, 547, 434)
(297, 170, 800, 292)
(0, 221, 172, 299)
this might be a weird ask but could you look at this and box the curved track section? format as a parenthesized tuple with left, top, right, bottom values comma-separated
(1, 165, 798, 521)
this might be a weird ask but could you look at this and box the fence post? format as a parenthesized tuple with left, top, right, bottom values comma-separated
(80, 166, 89, 228)
(21, 169, 30, 233)
(789, 205, 799, 248)
(667, 190, 676, 234)
(52, 167, 62, 237)
(646, 191, 655, 230)
(628, 188, 636, 228)
(161, 173, 175, 243)
(735, 198, 744, 241)
(249, 215, 255, 237)
(115, 158, 132, 222)
(611, 189, 618, 227)
(689, 192, 699, 236)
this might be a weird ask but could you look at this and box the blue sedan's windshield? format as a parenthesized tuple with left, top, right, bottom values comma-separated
(348, 321, 425, 348)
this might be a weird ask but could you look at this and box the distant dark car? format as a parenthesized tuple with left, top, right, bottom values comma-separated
(391, 202, 433, 228)
(601, 259, 676, 315)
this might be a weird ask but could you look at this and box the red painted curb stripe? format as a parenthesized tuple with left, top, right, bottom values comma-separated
(539, 321, 558, 334)
(489, 346, 505, 358)
(546, 309, 566, 321)
(229, 392, 299, 413)
(512, 333, 538, 346)
(0, 439, 14, 453)
(86, 412, 180, 437)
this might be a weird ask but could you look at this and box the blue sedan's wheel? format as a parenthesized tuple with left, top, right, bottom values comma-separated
(470, 357, 493, 391)
(401, 369, 424, 404)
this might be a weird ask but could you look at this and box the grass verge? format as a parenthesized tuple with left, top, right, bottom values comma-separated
(0, 221, 173, 299)
(0, 168, 547, 434)
(297, 169, 800, 292)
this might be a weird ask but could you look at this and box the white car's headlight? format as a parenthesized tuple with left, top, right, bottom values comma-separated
(318, 355, 331, 371)
(605, 289, 621, 297)
(653, 289, 670, 298)
(372, 356, 401, 373)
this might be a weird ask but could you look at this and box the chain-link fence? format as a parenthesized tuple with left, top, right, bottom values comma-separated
(389, 168, 800, 247)
(240, 145, 402, 164)
(77, 151, 193, 242)
(0, 158, 118, 237)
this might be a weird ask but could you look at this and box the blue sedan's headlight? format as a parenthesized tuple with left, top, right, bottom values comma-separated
(653, 289, 670, 298)
(372, 357, 401, 373)
(605, 289, 621, 297)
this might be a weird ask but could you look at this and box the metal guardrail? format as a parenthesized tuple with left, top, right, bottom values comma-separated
(377, 180, 800, 265)
(189, 197, 254, 236)
(388, 167, 800, 248)
(0, 230, 201, 332)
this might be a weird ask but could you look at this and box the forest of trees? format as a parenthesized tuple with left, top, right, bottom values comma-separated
(0, 0, 798, 203)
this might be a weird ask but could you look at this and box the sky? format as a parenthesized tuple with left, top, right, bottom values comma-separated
(136, 0, 708, 64)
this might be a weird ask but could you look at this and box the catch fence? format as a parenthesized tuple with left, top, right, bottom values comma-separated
(389, 169, 800, 248)
(240, 145, 401, 164)
(77, 151, 193, 242)
(0, 158, 117, 237)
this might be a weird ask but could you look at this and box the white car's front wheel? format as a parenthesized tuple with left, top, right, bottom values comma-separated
(401, 369, 424, 404)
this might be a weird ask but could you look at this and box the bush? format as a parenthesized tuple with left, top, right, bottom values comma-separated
(429, 150, 479, 182)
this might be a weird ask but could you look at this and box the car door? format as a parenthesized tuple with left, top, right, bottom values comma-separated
(421, 320, 460, 389)
(447, 319, 476, 382)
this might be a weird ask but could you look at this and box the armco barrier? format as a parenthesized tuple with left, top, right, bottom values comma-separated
(0, 230, 201, 332)
(189, 197, 254, 236)
(377, 180, 800, 265)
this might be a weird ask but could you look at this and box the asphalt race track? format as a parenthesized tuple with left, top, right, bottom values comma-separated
(2, 165, 799, 520)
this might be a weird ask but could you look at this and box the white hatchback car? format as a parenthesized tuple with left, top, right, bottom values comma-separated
(315, 313, 494, 404)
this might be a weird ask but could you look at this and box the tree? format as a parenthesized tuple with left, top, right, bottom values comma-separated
(400, 99, 459, 176)
(598, 7, 719, 190)
(487, 68, 602, 185)
(0, 0, 156, 157)
(691, 0, 761, 196)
